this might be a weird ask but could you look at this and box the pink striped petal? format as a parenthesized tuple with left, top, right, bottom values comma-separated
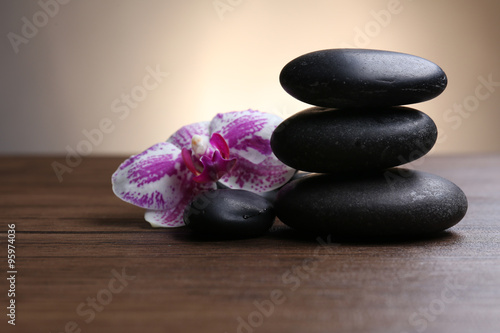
(219, 155, 296, 193)
(144, 181, 216, 228)
(112, 142, 190, 210)
(166, 121, 210, 149)
(209, 110, 278, 157)
(210, 110, 296, 192)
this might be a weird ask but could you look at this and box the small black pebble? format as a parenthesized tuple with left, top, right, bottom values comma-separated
(184, 189, 276, 239)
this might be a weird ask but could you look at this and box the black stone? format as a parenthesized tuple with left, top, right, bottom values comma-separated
(184, 189, 275, 238)
(271, 106, 437, 173)
(275, 169, 468, 238)
(280, 49, 447, 108)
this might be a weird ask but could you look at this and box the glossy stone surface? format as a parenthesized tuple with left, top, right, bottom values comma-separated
(280, 49, 447, 108)
(271, 106, 437, 172)
(183, 189, 275, 238)
(275, 169, 468, 238)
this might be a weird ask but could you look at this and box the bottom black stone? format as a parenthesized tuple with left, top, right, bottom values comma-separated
(275, 169, 468, 238)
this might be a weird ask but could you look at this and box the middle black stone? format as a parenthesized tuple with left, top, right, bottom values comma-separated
(270, 106, 437, 173)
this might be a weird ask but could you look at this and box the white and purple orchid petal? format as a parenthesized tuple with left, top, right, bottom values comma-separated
(112, 142, 190, 210)
(209, 133, 230, 159)
(210, 109, 295, 192)
(144, 181, 216, 228)
(219, 155, 296, 193)
(166, 121, 210, 150)
(193, 151, 237, 183)
(209, 110, 281, 160)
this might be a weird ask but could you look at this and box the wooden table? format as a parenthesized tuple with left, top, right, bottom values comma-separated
(1, 155, 499, 333)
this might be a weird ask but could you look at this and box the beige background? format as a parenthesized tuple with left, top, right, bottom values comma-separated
(1, 0, 499, 156)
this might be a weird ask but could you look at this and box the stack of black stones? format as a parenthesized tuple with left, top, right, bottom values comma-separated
(271, 49, 468, 238)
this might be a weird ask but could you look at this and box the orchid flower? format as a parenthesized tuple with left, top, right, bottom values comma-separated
(112, 109, 296, 227)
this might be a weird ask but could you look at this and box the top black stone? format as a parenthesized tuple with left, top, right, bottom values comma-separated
(279, 49, 447, 108)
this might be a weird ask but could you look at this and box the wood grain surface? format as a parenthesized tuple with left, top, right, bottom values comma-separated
(1, 155, 499, 333)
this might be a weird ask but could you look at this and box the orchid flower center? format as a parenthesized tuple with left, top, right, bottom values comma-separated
(191, 135, 210, 158)
(181, 133, 237, 183)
